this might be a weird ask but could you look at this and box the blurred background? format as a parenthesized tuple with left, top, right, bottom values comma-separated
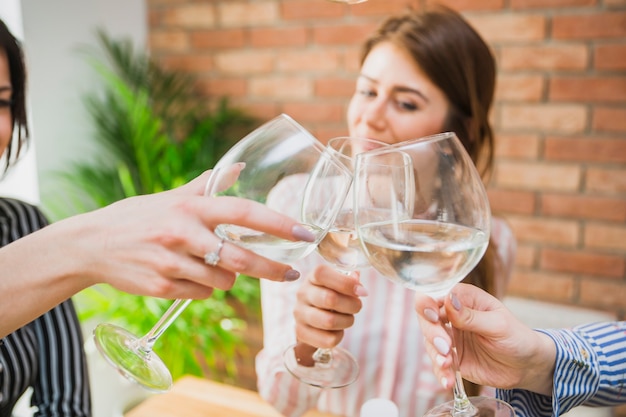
(1, 0, 624, 415)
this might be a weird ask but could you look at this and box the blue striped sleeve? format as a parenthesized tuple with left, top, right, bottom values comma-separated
(497, 321, 626, 417)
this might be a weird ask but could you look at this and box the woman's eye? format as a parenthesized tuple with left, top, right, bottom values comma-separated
(0, 99, 13, 108)
(397, 100, 418, 111)
(357, 88, 376, 98)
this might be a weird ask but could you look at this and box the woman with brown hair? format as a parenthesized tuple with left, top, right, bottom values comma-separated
(256, 5, 516, 416)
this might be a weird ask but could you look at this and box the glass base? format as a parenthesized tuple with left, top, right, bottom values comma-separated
(424, 396, 515, 417)
(283, 344, 359, 388)
(93, 323, 172, 392)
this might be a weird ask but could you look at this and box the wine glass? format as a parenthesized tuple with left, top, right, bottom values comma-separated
(283, 136, 387, 388)
(93, 114, 352, 392)
(353, 132, 515, 417)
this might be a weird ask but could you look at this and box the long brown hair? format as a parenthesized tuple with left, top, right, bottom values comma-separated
(361, 5, 499, 396)
(0, 18, 29, 175)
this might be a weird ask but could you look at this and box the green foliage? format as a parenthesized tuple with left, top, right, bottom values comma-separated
(45, 30, 261, 382)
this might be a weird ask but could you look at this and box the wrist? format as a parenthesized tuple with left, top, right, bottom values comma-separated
(519, 330, 557, 396)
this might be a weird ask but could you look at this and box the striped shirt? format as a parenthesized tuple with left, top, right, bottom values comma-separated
(0, 198, 91, 417)
(256, 176, 517, 417)
(498, 321, 626, 416)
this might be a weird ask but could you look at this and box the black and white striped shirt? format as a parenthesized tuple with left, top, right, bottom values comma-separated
(0, 198, 91, 417)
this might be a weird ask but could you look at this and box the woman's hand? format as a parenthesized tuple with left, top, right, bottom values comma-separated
(415, 283, 556, 395)
(291, 264, 368, 364)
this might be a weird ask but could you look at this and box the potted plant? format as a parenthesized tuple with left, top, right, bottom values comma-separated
(43, 30, 262, 389)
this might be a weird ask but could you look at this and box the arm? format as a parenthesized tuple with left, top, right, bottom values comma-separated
(0, 171, 314, 337)
(499, 321, 626, 415)
(31, 299, 91, 417)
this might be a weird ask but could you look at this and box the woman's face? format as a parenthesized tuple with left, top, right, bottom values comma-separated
(347, 41, 449, 145)
(0, 48, 12, 158)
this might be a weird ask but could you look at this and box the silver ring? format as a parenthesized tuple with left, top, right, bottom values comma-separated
(204, 237, 225, 267)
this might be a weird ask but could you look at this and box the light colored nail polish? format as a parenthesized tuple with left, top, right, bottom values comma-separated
(433, 337, 450, 356)
(450, 293, 462, 311)
(424, 308, 439, 323)
(284, 269, 301, 281)
(441, 377, 448, 389)
(354, 285, 369, 297)
(292, 225, 316, 242)
(436, 354, 446, 367)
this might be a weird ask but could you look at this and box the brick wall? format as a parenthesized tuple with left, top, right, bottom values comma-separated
(147, 0, 626, 319)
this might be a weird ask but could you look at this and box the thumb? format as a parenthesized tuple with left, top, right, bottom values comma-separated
(444, 284, 505, 338)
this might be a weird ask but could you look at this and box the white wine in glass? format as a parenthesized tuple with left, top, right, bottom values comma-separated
(353, 132, 515, 417)
(283, 136, 387, 388)
(93, 114, 352, 392)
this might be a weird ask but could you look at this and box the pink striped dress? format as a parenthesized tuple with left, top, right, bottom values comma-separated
(256, 176, 516, 417)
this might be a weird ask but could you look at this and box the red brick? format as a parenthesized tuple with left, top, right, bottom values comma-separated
(315, 77, 355, 98)
(507, 215, 579, 246)
(218, 1, 279, 27)
(249, 76, 313, 99)
(541, 248, 625, 278)
(162, 4, 216, 28)
(149, 30, 190, 52)
(595, 44, 626, 70)
(466, 14, 546, 43)
(507, 270, 575, 302)
(511, 0, 596, 8)
(191, 29, 246, 49)
(354, 0, 424, 16)
(430, 0, 505, 11)
(500, 104, 587, 134)
(250, 27, 308, 48)
(158, 54, 213, 73)
(281, 0, 346, 20)
(214, 50, 275, 75)
(488, 189, 537, 215)
(553, 12, 626, 40)
(585, 223, 626, 251)
(312, 22, 380, 45)
(541, 193, 626, 222)
(514, 244, 538, 268)
(580, 279, 626, 310)
(593, 107, 626, 133)
(544, 136, 626, 163)
(495, 161, 581, 191)
(587, 168, 626, 193)
(495, 74, 544, 102)
(277, 49, 342, 72)
(550, 76, 626, 103)
(500, 44, 588, 71)
(494, 133, 541, 159)
(282, 101, 347, 123)
(197, 77, 247, 98)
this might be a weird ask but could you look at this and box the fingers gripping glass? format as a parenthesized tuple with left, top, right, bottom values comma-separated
(283, 136, 387, 389)
(93, 114, 352, 392)
(353, 133, 515, 417)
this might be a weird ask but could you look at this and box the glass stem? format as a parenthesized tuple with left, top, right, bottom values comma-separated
(445, 320, 478, 417)
(135, 298, 192, 355)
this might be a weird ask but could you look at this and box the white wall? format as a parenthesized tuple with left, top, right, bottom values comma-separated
(0, 0, 146, 208)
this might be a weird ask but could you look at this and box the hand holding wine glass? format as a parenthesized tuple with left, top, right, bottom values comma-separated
(283, 136, 386, 388)
(93, 114, 352, 392)
(354, 132, 515, 417)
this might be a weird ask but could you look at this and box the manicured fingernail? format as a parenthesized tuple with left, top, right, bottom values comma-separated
(441, 377, 448, 389)
(354, 284, 368, 297)
(433, 337, 450, 356)
(235, 162, 246, 170)
(450, 293, 462, 311)
(436, 354, 446, 367)
(424, 308, 439, 323)
(284, 269, 301, 281)
(292, 225, 316, 242)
